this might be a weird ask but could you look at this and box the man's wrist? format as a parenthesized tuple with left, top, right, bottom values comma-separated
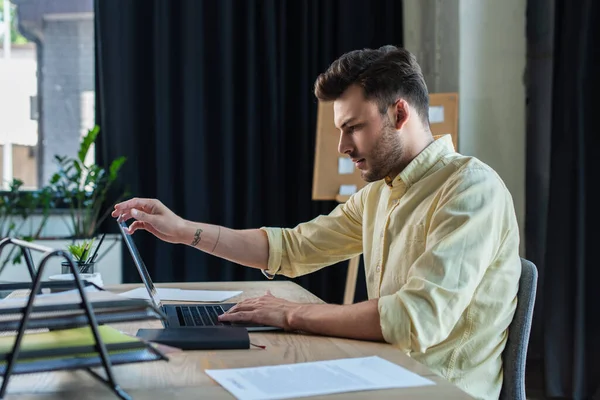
(285, 304, 307, 331)
(179, 219, 198, 246)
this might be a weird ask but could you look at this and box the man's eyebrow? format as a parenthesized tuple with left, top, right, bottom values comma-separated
(338, 117, 357, 129)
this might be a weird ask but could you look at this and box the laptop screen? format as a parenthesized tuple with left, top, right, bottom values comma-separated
(117, 219, 162, 309)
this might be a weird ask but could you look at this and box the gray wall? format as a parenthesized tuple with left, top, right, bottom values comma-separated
(403, 0, 460, 93)
(41, 15, 95, 183)
(458, 0, 526, 254)
(404, 0, 526, 254)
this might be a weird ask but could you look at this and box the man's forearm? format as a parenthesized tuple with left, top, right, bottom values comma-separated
(181, 220, 269, 270)
(287, 299, 385, 342)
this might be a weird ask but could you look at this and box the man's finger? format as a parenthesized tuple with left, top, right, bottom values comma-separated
(227, 303, 259, 313)
(116, 211, 133, 223)
(127, 221, 145, 234)
(114, 198, 156, 215)
(130, 208, 157, 225)
(219, 311, 253, 322)
(225, 302, 244, 314)
(127, 221, 172, 243)
(113, 209, 134, 219)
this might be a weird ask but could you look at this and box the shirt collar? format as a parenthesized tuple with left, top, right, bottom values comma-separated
(385, 134, 455, 188)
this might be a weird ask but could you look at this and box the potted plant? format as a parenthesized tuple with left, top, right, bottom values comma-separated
(48, 125, 127, 239)
(55, 238, 106, 288)
(0, 126, 127, 284)
(61, 238, 96, 274)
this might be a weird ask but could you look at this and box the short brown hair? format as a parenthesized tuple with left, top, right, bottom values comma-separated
(314, 45, 429, 125)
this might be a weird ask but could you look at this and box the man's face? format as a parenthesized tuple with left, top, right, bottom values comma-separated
(333, 85, 404, 182)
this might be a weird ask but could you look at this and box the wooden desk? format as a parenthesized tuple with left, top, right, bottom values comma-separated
(5, 281, 472, 399)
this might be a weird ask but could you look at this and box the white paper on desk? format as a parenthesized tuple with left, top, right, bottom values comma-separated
(118, 287, 242, 302)
(205, 355, 434, 400)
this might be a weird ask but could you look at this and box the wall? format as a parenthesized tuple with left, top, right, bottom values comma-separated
(403, 0, 460, 93)
(41, 14, 95, 184)
(404, 0, 527, 254)
(458, 0, 526, 254)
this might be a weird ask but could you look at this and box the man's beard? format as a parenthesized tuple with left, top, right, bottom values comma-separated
(360, 122, 404, 182)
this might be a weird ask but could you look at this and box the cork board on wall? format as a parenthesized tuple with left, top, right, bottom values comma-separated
(312, 92, 459, 201)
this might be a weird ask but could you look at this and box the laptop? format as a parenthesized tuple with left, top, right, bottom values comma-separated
(117, 219, 280, 332)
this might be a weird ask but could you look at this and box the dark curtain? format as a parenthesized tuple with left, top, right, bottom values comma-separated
(526, 0, 600, 398)
(94, 0, 403, 304)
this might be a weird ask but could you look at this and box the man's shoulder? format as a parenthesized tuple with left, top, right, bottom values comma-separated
(445, 153, 509, 192)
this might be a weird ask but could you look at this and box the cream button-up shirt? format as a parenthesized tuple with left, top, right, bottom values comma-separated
(262, 134, 521, 400)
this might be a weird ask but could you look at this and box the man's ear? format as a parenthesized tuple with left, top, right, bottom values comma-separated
(391, 99, 410, 130)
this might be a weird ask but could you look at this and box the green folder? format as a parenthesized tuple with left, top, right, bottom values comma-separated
(0, 325, 149, 366)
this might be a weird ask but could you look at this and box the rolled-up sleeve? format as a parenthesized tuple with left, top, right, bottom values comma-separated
(260, 187, 367, 278)
(378, 167, 515, 353)
(259, 227, 284, 278)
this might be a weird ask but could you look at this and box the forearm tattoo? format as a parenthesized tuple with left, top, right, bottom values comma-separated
(191, 228, 203, 246)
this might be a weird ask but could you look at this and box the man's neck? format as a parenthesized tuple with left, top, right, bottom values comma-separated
(386, 130, 435, 180)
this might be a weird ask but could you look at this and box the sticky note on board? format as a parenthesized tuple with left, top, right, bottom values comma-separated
(429, 105, 445, 124)
(338, 157, 355, 174)
(339, 185, 357, 195)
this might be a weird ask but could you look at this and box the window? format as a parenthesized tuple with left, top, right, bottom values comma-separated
(0, 0, 95, 191)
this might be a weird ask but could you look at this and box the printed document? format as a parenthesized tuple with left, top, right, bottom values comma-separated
(205, 356, 434, 400)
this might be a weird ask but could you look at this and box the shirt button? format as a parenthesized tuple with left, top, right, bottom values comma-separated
(376, 265, 381, 273)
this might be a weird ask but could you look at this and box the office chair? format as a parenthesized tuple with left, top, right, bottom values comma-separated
(500, 257, 538, 400)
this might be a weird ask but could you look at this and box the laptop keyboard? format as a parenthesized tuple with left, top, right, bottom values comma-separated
(175, 305, 231, 327)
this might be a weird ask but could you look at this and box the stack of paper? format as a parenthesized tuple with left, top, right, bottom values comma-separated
(0, 288, 163, 332)
(205, 356, 435, 400)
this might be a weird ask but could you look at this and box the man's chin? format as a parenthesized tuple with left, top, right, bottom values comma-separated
(360, 170, 380, 183)
(360, 169, 385, 183)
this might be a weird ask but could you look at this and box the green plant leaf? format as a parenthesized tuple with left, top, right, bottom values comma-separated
(10, 178, 24, 190)
(109, 156, 127, 181)
(66, 244, 84, 261)
(78, 126, 100, 164)
(73, 160, 83, 176)
(50, 172, 61, 184)
(11, 252, 22, 265)
(66, 238, 95, 262)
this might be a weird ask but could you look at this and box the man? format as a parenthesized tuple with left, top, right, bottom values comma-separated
(112, 45, 520, 400)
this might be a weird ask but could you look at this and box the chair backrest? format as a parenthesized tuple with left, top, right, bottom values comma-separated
(500, 257, 538, 400)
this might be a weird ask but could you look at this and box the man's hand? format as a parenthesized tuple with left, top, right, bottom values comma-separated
(112, 197, 186, 244)
(220, 293, 385, 342)
(218, 291, 300, 330)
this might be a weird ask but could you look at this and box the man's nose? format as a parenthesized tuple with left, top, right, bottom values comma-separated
(338, 132, 353, 155)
